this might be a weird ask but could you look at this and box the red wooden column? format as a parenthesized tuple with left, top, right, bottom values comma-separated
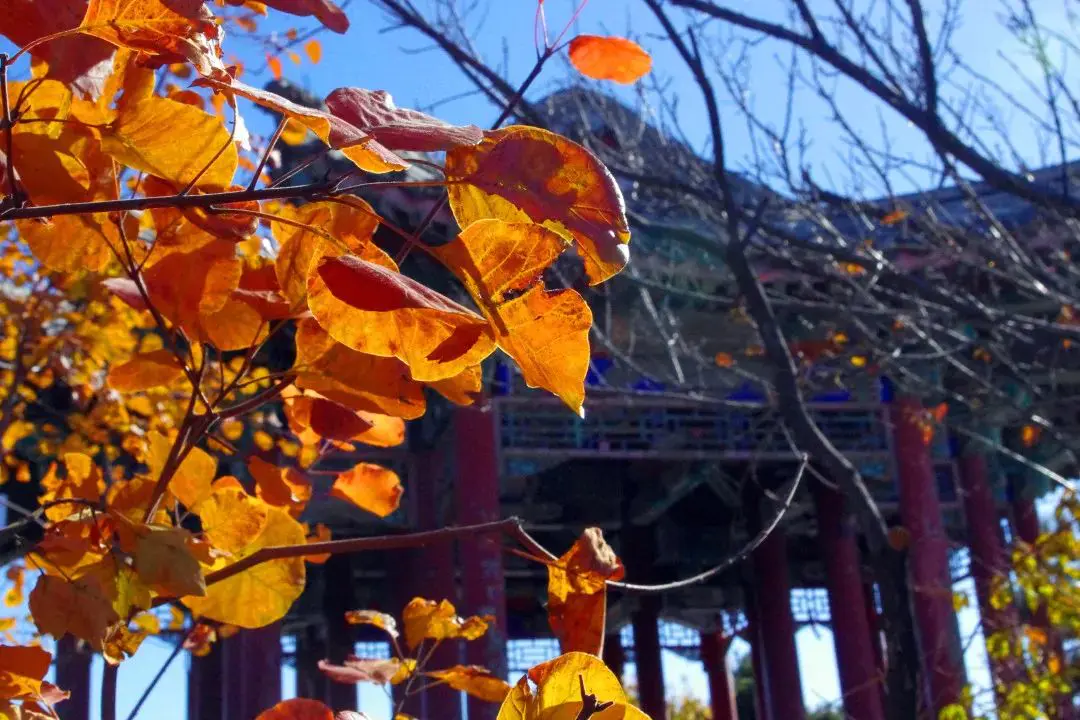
(812, 484, 885, 720)
(55, 637, 90, 720)
(187, 638, 225, 719)
(631, 595, 665, 720)
(324, 554, 358, 713)
(751, 528, 805, 720)
(232, 624, 282, 718)
(454, 406, 507, 720)
(700, 631, 737, 720)
(890, 395, 962, 713)
(411, 448, 462, 720)
(956, 444, 1021, 689)
(742, 582, 769, 720)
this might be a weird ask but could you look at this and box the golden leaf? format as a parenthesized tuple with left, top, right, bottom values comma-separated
(329, 463, 403, 518)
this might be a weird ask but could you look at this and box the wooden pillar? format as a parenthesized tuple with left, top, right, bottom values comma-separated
(891, 395, 963, 713)
(862, 580, 887, 707)
(744, 588, 770, 720)
(631, 595, 665, 720)
(187, 640, 225, 720)
(55, 637, 90, 720)
(411, 447, 462, 720)
(454, 406, 506, 720)
(751, 528, 805, 720)
(235, 624, 282, 717)
(324, 554, 358, 712)
(700, 631, 737, 720)
(813, 484, 885, 720)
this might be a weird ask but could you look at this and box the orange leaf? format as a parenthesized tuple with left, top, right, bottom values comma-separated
(308, 254, 495, 382)
(29, 561, 121, 651)
(249, 457, 312, 517)
(81, 0, 226, 79)
(0, 0, 115, 100)
(304, 39, 322, 63)
(143, 239, 242, 343)
(101, 67, 237, 189)
(107, 349, 184, 392)
(881, 209, 909, 225)
(309, 397, 375, 441)
(715, 351, 734, 368)
(547, 528, 624, 655)
(427, 366, 483, 407)
(268, 54, 283, 80)
(325, 88, 483, 152)
(304, 523, 332, 564)
(256, 698, 334, 720)
(196, 75, 406, 173)
(293, 318, 426, 419)
(425, 665, 511, 704)
(568, 35, 652, 84)
(329, 463, 402, 518)
(446, 125, 631, 285)
(0, 644, 52, 700)
(39, 453, 106, 523)
(1021, 424, 1040, 448)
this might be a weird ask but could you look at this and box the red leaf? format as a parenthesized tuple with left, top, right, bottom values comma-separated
(309, 398, 374, 441)
(324, 88, 483, 152)
(248, 0, 349, 33)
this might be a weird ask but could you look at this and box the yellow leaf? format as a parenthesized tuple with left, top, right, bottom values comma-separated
(547, 528, 624, 655)
(329, 463, 402, 518)
(170, 444, 217, 510)
(39, 453, 105, 523)
(497, 651, 647, 720)
(195, 486, 269, 553)
(401, 598, 491, 651)
(426, 665, 511, 704)
(344, 610, 399, 638)
(184, 505, 306, 628)
(101, 67, 236, 188)
(133, 526, 206, 599)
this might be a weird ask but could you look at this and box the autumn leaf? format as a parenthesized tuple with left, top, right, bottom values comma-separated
(133, 526, 206, 599)
(325, 88, 483, 152)
(39, 453, 105, 523)
(433, 220, 590, 413)
(29, 561, 121, 651)
(498, 652, 648, 720)
(185, 503, 306, 628)
(445, 125, 631, 285)
(107, 349, 184, 392)
(81, 0, 226, 78)
(196, 75, 407, 173)
(248, 457, 312, 517)
(426, 666, 511, 704)
(271, 199, 383, 308)
(194, 486, 269, 553)
(715, 352, 735, 368)
(330, 463, 403, 518)
(308, 254, 496, 381)
(0, 0, 116, 100)
(401, 598, 492, 651)
(881, 209, 909, 225)
(318, 656, 406, 686)
(0, 645, 52, 701)
(246, 0, 350, 33)
(547, 528, 624, 656)
(568, 35, 652, 84)
(344, 610, 399, 638)
(293, 318, 426, 420)
(143, 239, 242, 344)
(256, 698, 335, 720)
(304, 40, 322, 63)
(102, 67, 237, 189)
(168, 443, 218, 510)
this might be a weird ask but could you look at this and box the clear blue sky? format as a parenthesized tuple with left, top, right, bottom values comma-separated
(1, 0, 1073, 716)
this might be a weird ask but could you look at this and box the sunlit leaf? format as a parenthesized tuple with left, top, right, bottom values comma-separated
(344, 610, 399, 638)
(29, 560, 120, 651)
(318, 656, 404, 686)
(547, 528, 624, 655)
(0, 645, 52, 701)
(133, 526, 206, 599)
(401, 598, 491, 651)
(248, 457, 312, 517)
(446, 126, 631, 285)
(107, 349, 184, 392)
(195, 486, 269, 554)
(426, 665, 510, 704)
(497, 652, 648, 720)
(246, 0, 349, 33)
(329, 463, 402, 518)
(308, 254, 496, 381)
(256, 698, 335, 720)
(568, 35, 652, 84)
(185, 504, 306, 628)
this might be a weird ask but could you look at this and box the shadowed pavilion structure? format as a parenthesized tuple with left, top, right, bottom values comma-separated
(41, 84, 1071, 720)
